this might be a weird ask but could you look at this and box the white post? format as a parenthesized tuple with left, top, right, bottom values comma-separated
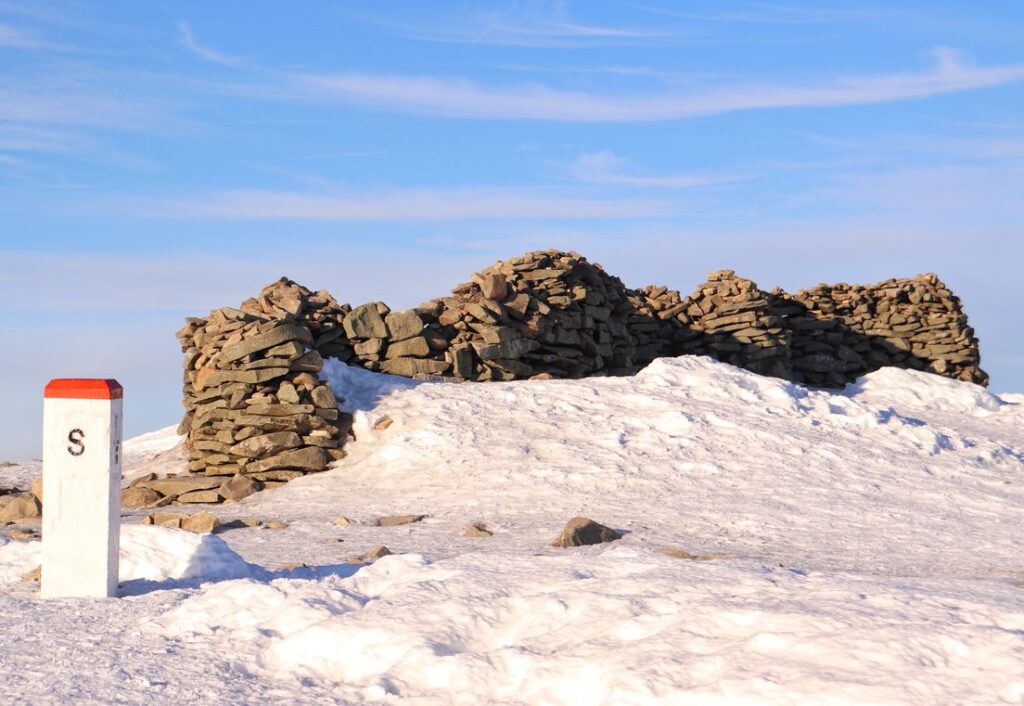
(41, 379, 123, 599)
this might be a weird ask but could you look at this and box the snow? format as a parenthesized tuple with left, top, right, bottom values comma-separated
(1, 355, 1023, 704)
(0, 525, 256, 586)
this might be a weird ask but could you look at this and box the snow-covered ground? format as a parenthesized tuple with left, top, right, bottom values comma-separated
(1, 356, 1023, 704)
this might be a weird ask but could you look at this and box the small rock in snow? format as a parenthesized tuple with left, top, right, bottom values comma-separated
(376, 514, 426, 527)
(21, 565, 40, 582)
(373, 416, 394, 431)
(657, 547, 731, 561)
(9, 528, 37, 541)
(332, 516, 354, 526)
(349, 545, 392, 563)
(264, 521, 289, 530)
(463, 523, 493, 538)
(218, 473, 263, 502)
(554, 517, 621, 548)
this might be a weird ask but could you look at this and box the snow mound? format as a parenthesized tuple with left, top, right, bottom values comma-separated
(153, 549, 1024, 705)
(0, 525, 256, 585)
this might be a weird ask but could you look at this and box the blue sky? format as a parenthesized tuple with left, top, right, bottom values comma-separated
(1, 1, 1022, 458)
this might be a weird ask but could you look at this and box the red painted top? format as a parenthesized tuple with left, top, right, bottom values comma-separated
(44, 379, 123, 400)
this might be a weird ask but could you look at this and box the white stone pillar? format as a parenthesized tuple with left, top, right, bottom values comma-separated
(41, 379, 123, 599)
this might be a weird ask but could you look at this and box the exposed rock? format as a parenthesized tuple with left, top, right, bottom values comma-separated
(0, 495, 41, 524)
(121, 486, 162, 508)
(264, 520, 289, 529)
(554, 517, 621, 548)
(377, 514, 425, 527)
(21, 565, 41, 581)
(656, 547, 731, 561)
(349, 545, 392, 563)
(182, 511, 220, 534)
(463, 523, 493, 538)
(9, 528, 37, 541)
(30, 478, 42, 503)
(218, 473, 263, 501)
(343, 303, 388, 339)
(385, 310, 424, 341)
(332, 516, 354, 526)
(373, 416, 393, 431)
(246, 446, 327, 474)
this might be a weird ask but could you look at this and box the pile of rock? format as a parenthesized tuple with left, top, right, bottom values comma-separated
(629, 270, 791, 377)
(171, 280, 352, 505)
(172, 251, 988, 503)
(422, 250, 637, 380)
(777, 274, 986, 386)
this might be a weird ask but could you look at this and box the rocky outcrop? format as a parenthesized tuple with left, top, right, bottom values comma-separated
(170, 249, 987, 503)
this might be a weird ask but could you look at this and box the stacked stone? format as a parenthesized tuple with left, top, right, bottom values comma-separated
(342, 301, 453, 379)
(630, 270, 791, 378)
(423, 250, 637, 380)
(166, 282, 352, 505)
(776, 274, 987, 387)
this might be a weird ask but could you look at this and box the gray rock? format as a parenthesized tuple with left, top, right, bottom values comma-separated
(246, 446, 328, 474)
(344, 303, 388, 339)
(229, 431, 302, 458)
(554, 517, 621, 547)
(311, 385, 337, 409)
(218, 473, 263, 501)
(385, 310, 424, 341)
(376, 514, 426, 527)
(385, 336, 430, 359)
(220, 324, 313, 364)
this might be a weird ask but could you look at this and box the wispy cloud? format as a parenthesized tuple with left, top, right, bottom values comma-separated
(293, 48, 1024, 122)
(568, 151, 744, 188)
(0, 22, 68, 50)
(118, 187, 676, 221)
(632, 3, 891, 25)
(177, 21, 246, 67)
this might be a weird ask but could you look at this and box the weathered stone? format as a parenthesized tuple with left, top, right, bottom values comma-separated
(21, 565, 41, 581)
(376, 514, 425, 527)
(182, 511, 220, 533)
(310, 385, 336, 409)
(30, 478, 42, 503)
(332, 516, 354, 526)
(473, 337, 538, 361)
(0, 495, 41, 524)
(9, 528, 37, 541)
(244, 404, 315, 416)
(122, 486, 162, 508)
(136, 476, 222, 497)
(219, 473, 263, 501)
(349, 545, 391, 563)
(386, 336, 430, 358)
(343, 303, 388, 339)
(265, 520, 289, 529)
(177, 489, 222, 504)
(554, 517, 621, 547)
(473, 272, 508, 300)
(277, 382, 301, 404)
(463, 523, 493, 538)
(385, 310, 424, 341)
(450, 346, 475, 378)
(220, 324, 313, 363)
(380, 358, 450, 377)
(246, 446, 328, 474)
(230, 431, 302, 458)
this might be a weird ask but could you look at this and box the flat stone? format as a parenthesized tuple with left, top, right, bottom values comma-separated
(554, 516, 621, 547)
(122, 486, 162, 508)
(144, 512, 189, 529)
(385, 310, 424, 341)
(386, 336, 431, 359)
(177, 489, 222, 504)
(376, 514, 425, 527)
(220, 324, 313, 364)
(264, 521, 289, 529)
(229, 431, 302, 458)
(0, 495, 41, 524)
(344, 303, 388, 339)
(9, 528, 37, 541)
(311, 385, 337, 409)
(247, 470, 305, 482)
(136, 476, 222, 497)
(246, 446, 328, 474)
(182, 511, 220, 533)
(219, 473, 263, 501)
(203, 367, 290, 388)
(380, 358, 450, 377)
(473, 337, 538, 361)
(244, 404, 315, 416)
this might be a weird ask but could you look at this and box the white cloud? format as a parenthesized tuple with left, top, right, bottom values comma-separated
(0, 23, 65, 50)
(121, 187, 675, 221)
(294, 49, 1024, 122)
(568, 150, 743, 188)
(177, 21, 246, 67)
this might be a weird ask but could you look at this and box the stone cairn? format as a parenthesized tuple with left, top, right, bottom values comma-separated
(162, 250, 986, 505)
(143, 279, 354, 506)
